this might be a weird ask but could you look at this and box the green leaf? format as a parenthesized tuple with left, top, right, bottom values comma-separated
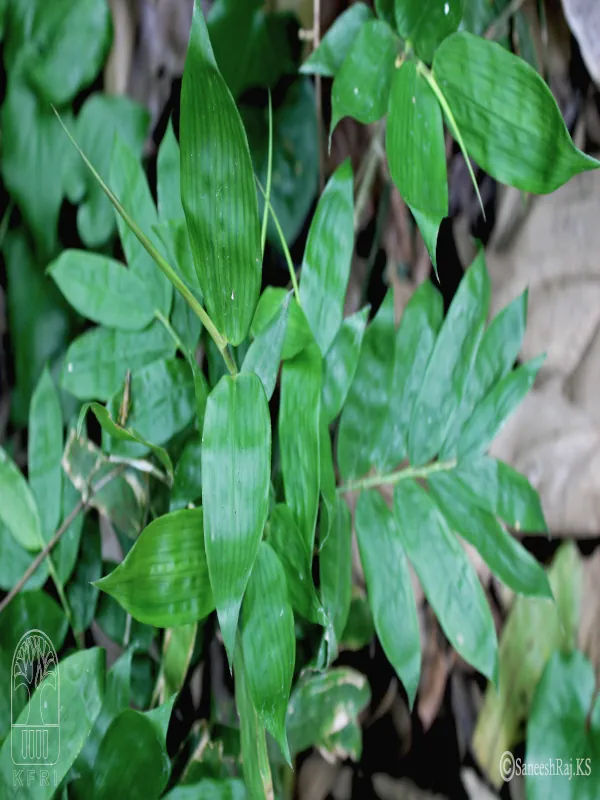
(242, 293, 290, 400)
(320, 497, 353, 646)
(0, 648, 105, 800)
(170, 435, 203, 511)
(251, 287, 313, 360)
(301, 3, 373, 77)
(96, 509, 213, 627)
(0, 447, 42, 552)
(49, 250, 156, 330)
(154, 221, 202, 294)
(165, 779, 246, 800)
(300, 160, 355, 354)
(473, 542, 580, 786)
(93, 709, 169, 800)
(159, 623, 198, 701)
(440, 289, 528, 458)
(428, 472, 551, 597)
(202, 373, 271, 663)
(82, 402, 174, 480)
(286, 668, 371, 759)
(268, 504, 323, 624)
(61, 321, 175, 401)
(234, 644, 274, 800)
(244, 79, 319, 248)
(0, 521, 48, 592)
(394, 0, 463, 64)
(387, 60, 447, 267)
(104, 359, 196, 458)
(240, 542, 295, 762)
(432, 32, 600, 193)
(0, 591, 68, 742)
(457, 356, 544, 461)
(181, 2, 261, 346)
(279, 343, 322, 553)
(321, 306, 370, 424)
(70, 94, 150, 248)
(394, 479, 498, 681)
(527, 651, 600, 800)
(28, 367, 63, 542)
(110, 136, 173, 316)
(66, 516, 102, 634)
(171, 289, 203, 354)
(355, 491, 421, 706)
(408, 251, 490, 465)
(374, 0, 396, 27)
(372, 280, 443, 472)
(331, 19, 399, 133)
(337, 291, 395, 480)
(53, 477, 85, 585)
(158, 119, 185, 222)
(341, 595, 375, 651)
(455, 456, 547, 532)
(462, 0, 510, 36)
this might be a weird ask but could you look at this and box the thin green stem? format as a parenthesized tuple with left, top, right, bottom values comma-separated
(52, 108, 236, 375)
(417, 64, 485, 220)
(221, 345, 238, 377)
(337, 459, 456, 494)
(155, 309, 188, 356)
(255, 176, 301, 304)
(260, 90, 273, 255)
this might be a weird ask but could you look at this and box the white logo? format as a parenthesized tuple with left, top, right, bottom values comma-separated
(11, 630, 60, 766)
(500, 750, 516, 782)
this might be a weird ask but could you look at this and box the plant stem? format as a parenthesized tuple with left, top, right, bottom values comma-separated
(0, 465, 126, 616)
(337, 459, 456, 494)
(155, 309, 188, 356)
(255, 176, 301, 304)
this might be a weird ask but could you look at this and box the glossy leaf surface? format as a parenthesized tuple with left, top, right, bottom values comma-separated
(242, 293, 290, 401)
(394, 0, 463, 63)
(0, 447, 42, 551)
(320, 497, 353, 647)
(321, 306, 369, 424)
(251, 288, 313, 360)
(301, 3, 373, 77)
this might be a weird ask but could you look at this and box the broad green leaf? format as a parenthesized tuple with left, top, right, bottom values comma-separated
(49, 250, 155, 330)
(154, 219, 201, 292)
(170, 435, 203, 511)
(374, 0, 395, 27)
(69, 94, 149, 247)
(171, 289, 203, 354)
(244, 78, 319, 248)
(0, 648, 105, 800)
(251, 287, 312, 360)
(104, 359, 196, 458)
(166, 780, 246, 800)
(321, 306, 369, 424)
(331, 19, 399, 133)
(242, 293, 290, 400)
(66, 516, 102, 634)
(82, 402, 174, 480)
(408, 251, 490, 465)
(355, 491, 420, 706)
(462, 0, 510, 36)
(234, 645, 274, 800)
(457, 356, 544, 461)
(428, 472, 551, 598)
(145, 694, 177, 749)
(279, 343, 322, 552)
(240, 542, 295, 762)
(3, 232, 73, 424)
(394, 0, 463, 64)
(440, 289, 528, 458)
(181, 2, 261, 346)
(268, 504, 323, 624)
(286, 668, 370, 759)
(372, 280, 443, 472)
(319, 417, 337, 540)
(96, 589, 155, 651)
(341, 595, 375, 651)
(300, 160, 355, 354)
(433, 32, 600, 193)
(527, 651, 600, 800)
(337, 291, 395, 480)
(0, 521, 48, 591)
(53, 477, 83, 586)
(301, 3, 373, 77)
(93, 709, 169, 800)
(0, 591, 68, 741)
(455, 456, 547, 532)
(158, 623, 198, 702)
(473, 542, 580, 787)
(202, 373, 271, 662)
(320, 497, 353, 646)
(158, 119, 185, 222)
(28, 367, 63, 542)
(74, 649, 133, 793)
(96, 509, 213, 627)
(110, 136, 173, 315)
(387, 60, 447, 268)
(61, 321, 175, 401)
(394, 480, 498, 681)
(0, 447, 42, 552)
